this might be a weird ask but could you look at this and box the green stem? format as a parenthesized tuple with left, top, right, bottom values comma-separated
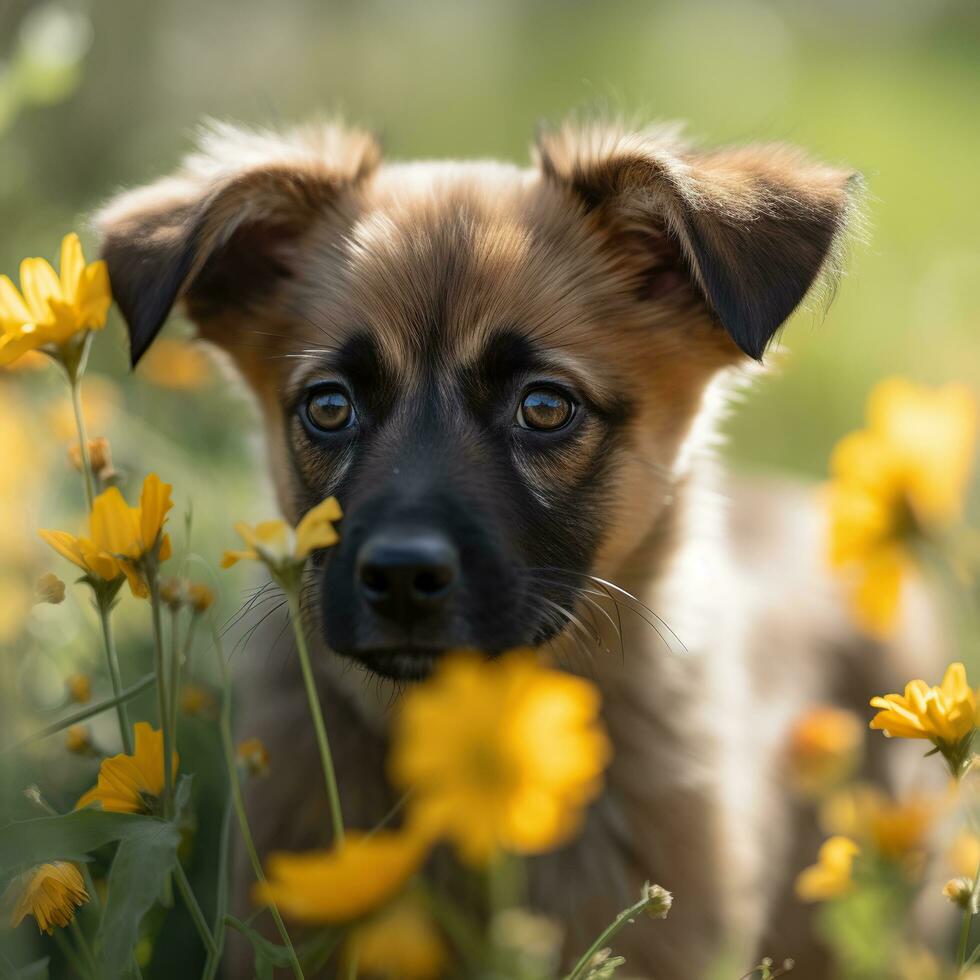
(69, 375, 95, 512)
(3, 673, 154, 752)
(168, 607, 182, 765)
(52, 925, 92, 980)
(202, 797, 234, 980)
(211, 618, 304, 980)
(173, 862, 219, 960)
(286, 591, 345, 845)
(564, 891, 662, 980)
(146, 563, 174, 819)
(96, 595, 132, 754)
(69, 918, 99, 978)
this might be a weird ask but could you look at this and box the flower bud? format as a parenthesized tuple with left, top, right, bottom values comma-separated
(642, 882, 672, 919)
(179, 684, 215, 718)
(188, 583, 215, 613)
(66, 725, 93, 755)
(66, 673, 91, 704)
(35, 572, 66, 605)
(237, 737, 271, 778)
(944, 876, 974, 909)
(159, 577, 184, 610)
(68, 437, 112, 476)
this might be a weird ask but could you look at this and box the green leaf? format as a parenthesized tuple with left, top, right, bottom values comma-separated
(226, 915, 293, 979)
(9, 957, 50, 979)
(0, 810, 172, 885)
(95, 819, 181, 979)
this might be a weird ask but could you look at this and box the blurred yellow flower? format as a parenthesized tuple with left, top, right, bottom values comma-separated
(948, 830, 980, 878)
(826, 378, 977, 635)
(254, 830, 429, 923)
(66, 673, 91, 704)
(391, 650, 610, 865)
(821, 786, 934, 863)
(65, 724, 93, 755)
(795, 836, 859, 902)
(236, 737, 271, 778)
(35, 572, 66, 605)
(348, 896, 448, 979)
(4, 862, 88, 933)
(138, 337, 213, 389)
(869, 662, 976, 748)
(0, 572, 32, 644)
(0, 233, 111, 367)
(76, 722, 177, 814)
(786, 705, 863, 797)
(68, 435, 112, 477)
(221, 497, 342, 571)
(179, 684, 215, 717)
(40, 473, 173, 598)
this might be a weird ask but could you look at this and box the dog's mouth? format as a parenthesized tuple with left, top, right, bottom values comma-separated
(347, 646, 449, 681)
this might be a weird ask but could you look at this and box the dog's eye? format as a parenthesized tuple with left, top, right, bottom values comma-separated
(304, 386, 354, 433)
(517, 387, 574, 431)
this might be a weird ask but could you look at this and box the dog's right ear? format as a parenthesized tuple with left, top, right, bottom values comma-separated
(96, 122, 380, 364)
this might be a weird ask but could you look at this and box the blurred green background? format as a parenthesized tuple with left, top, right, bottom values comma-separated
(0, 0, 978, 976)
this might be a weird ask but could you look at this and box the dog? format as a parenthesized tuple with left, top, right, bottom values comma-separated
(95, 119, 935, 978)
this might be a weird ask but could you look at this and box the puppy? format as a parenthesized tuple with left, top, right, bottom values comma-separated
(96, 119, 929, 977)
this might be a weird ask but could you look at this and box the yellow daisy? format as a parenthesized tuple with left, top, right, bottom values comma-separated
(40, 473, 173, 598)
(0, 233, 111, 368)
(222, 497, 342, 571)
(826, 378, 977, 635)
(390, 650, 610, 865)
(786, 705, 863, 798)
(795, 836, 860, 902)
(5, 862, 89, 933)
(348, 896, 449, 979)
(869, 662, 976, 748)
(76, 722, 178, 814)
(254, 830, 429, 924)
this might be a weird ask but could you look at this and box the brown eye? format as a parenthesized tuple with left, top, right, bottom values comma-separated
(304, 387, 354, 433)
(517, 387, 574, 431)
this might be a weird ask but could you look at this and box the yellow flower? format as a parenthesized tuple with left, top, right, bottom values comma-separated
(820, 786, 934, 863)
(68, 436, 112, 477)
(348, 896, 449, 979)
(76, 722, 177, 814)
(869, 662, 976, 748)
(179, 684, 215, 718)
(948, 830, 980, 878)
(795, 836, 859, 902)
(65, 725, 93, 755)
(236, 737, 271, 778)
(786, 706, 863, 798)
(138, 337, 213, 389)
(35, 572, 66, 605)
(40, 473, 173, 598)
(4, 862, 89, 933)
(254, 830, 429, 924)
(65, 673, 91, 704)
(390, 650, 611, 865)
(0, 233, 111, 367)
(826, 378, 977, 635)
(221, 497, 342, 571)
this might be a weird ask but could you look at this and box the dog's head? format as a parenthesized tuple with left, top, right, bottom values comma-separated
(97, 120, 857, 679)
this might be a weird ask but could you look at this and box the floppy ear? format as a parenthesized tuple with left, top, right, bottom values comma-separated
(96, 121, 381, 364)
(535, 122, 860, 360)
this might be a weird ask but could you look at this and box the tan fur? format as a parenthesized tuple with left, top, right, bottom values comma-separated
(95, 120, 927, 979)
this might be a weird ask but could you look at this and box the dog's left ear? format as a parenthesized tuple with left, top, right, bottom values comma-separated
(535, 122, 860, 359)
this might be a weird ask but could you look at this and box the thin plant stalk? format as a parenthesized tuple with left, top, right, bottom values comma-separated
(96, 595, 132, 754)
(167, 606, 182, 766)
(145, 563, 174, 819)
(565, 890, 664, 980)
(285, 591, 345, 845)
(64, 335, 96, 511)
(52, 925, 93, 980)
(210, 617, 304, 980)
(69, 918, 99, 978)
(173, 862, 219, 961)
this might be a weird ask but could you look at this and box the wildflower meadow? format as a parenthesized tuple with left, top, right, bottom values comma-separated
(1, 3, 979, 978)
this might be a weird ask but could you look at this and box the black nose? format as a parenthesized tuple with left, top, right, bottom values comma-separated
(356, 529, 460, 623)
